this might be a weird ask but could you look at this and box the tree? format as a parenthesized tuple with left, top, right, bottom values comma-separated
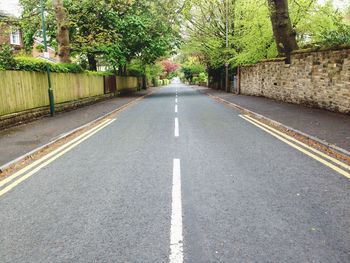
(180, 55, 206, 83)
(161, 60, 179, 76)
(267, 0, 298, 55)
(182, 0, 236, 70)
(181, 0, 350, 71)
(19, 0, 181, 73)
(67, 0, 180, 72)
(53, 0, 70, 63)
(20, 0, 52, 53)
(232, 0, 276, 65)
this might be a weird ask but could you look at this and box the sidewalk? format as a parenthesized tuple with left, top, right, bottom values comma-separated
(0, 89, 154, 167)
(196, 87, 350, 153)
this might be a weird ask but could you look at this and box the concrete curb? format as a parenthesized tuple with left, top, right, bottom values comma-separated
(0, 90, 155, 174)
(194, 87, 350, 163)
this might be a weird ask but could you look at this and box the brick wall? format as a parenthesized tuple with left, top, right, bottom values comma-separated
(32, 40, 58, 60)
(0, 23, 24, 52)
(0, 23, 11, 45)
(240, 47, 350, 113)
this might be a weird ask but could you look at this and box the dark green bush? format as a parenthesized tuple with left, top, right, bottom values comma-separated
(14, 57, 47, 71)
(15, 57, 84, 73)
(318, 24, 350, 47)
(152, 77, 158, 87)
(53, 62, 83, 73)
(168, 71, 178, 80)
(0, 45, 16, 70)
(85, 70, 114, 76)
(2, 56, 84, 73)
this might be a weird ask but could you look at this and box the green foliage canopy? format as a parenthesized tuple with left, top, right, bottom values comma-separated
(19, 0, 182, 73)
(180, 0, 350, 70)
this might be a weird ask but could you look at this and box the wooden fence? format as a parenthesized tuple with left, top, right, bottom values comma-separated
(0, 71, 141, 116)
(116, 76, 139, 92)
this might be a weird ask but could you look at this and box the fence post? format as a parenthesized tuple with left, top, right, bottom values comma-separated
(40, 0, 55, 116)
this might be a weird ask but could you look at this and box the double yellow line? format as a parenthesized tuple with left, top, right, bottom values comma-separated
(239, 115, 350, 179)
(0, 118, 115, 198)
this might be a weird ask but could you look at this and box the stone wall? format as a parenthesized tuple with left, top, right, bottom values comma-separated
(240, 47, 350, 113)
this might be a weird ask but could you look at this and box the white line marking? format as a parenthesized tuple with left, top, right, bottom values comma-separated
(169, 159, 183, 263)
(175, 105, 178, 113)
(175, 118, 179, 137)
(175, 98, 178, 103)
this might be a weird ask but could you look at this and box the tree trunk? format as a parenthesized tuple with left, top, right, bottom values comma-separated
(53, 0, 70, 63)
(267, 0, 298, 56)
(118, 65, 123, 76)
(142, 75, 147, 89)
(123, 65, 127, 76)
(87, 53, 97, 71)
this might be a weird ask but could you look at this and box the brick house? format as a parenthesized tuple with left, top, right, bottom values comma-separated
(32, 36, 58, 62)
(0, 10, 23, 52)
(0, 10, 57, 61)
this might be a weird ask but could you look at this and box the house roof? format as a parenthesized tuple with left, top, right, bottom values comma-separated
(0, 10, 12, 18)
(0, 10, 19, 24)
(34, 37, 56, 52)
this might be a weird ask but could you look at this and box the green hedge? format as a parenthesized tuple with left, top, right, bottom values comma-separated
(0, 47, 84, 73)
(85, 70, 114, 76)
(13, 57, 83, 73)
(156, 79, 171, 86)
(192, 72, 208, 85)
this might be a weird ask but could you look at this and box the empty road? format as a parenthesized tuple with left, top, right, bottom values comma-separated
(0, 83, 349, 262)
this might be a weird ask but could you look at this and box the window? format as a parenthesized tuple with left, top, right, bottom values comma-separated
(10, 30, 20, 45)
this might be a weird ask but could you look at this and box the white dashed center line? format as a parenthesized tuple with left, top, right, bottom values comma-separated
(169, 159, 183, 263)
(175, 105, 178, 113)
(175, 117, 179, 137)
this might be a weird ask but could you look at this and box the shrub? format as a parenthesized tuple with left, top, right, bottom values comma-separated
(35, 44, 45, 53)
(15, 57, 84, 73)
(55, 62, 84, 73)
(2, 56, 84, 73)
(152, 77, 159, 87)
(317, 24, 350, 47)
(198, 72, 207, 81)
(168, 71, 178, 79)
(85, 70, 114, 76)
(0, 45, 16, 69)
(192, 76, 199, 84)
(14, 57, 48, 71)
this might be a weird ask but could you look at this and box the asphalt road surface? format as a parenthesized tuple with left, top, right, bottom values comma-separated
(0, 83, 349, 263)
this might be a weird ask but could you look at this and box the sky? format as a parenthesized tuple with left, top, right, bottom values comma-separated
(0, 0, 21, 16)
(0, 0, 348, 17)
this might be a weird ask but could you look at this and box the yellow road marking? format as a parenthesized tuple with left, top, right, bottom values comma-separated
(0, 119, 115, 197)
(239, 115, 350, 179)
(0, 118, 112, 189)
(244, 115, 350, 171)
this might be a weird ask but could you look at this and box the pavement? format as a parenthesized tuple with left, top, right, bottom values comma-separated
(0, 84, 349, 262)
(196, 87, 350, 152)
(0, 89, 154, 167)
